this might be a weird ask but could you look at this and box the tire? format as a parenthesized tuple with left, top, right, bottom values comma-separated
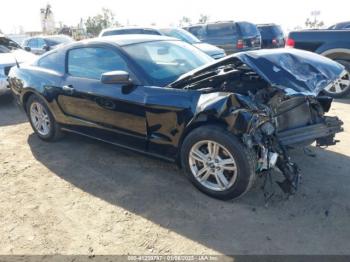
(26, 94, 63, 141)
(181, 125, 256, 200)
(323, 60, 350, 98)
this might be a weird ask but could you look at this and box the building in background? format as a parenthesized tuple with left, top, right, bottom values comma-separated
(40, 4, 55, 34)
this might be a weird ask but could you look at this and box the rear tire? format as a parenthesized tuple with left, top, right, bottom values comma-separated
(323, 60, 350, 98)
(26, 95, 63, 142)
(181, 125, 256, 200)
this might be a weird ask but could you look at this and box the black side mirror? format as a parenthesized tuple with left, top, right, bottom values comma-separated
(101, 71, 132, 85)
(43, 45, 50, 51)
(24, 46, 31, 52)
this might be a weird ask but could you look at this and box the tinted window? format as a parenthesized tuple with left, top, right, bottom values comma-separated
(27, 39, 38, 48)
(68, 47, 129, 80)
(0, 37, 22, 52)
(237, 22, 259, 37)
(123, 40, 213, 86)
(258, 25, 284, 38)
(38, 52, 63, 73)
(46, 36, 73, 46)
(207, 23, 237, 37)
(187, 26, 206, 38)
(37, 38, 46, 48)
(161, 28, 201, 44)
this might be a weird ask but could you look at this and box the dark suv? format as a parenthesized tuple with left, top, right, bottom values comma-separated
(184, 21, 261, 54)
(257, 24, 285, 48)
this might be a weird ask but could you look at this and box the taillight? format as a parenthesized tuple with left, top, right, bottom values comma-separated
(236, 39, 244, 49)
(286, 37, 295, 48)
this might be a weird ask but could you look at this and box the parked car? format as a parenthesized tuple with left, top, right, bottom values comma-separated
(328, 21, 350, 30)
(184, 21, 261, 54)
(23, 35, 74, 55)
(286, 29, 350, 98)
(257, 24, 285, 48)
(9, 35, 344, 200)
(0, 35, 35, 93)
(99, 27, 225, 59)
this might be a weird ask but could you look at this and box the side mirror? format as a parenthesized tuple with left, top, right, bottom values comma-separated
(24, 46, 31, 52)
(43, 45, 50, 51)
(101, 71, 132, 85)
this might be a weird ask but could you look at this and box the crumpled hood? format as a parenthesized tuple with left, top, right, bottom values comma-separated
(171, 48, 345, 96)
(235, 48, 345, 95)
(0, 49, 36, 66)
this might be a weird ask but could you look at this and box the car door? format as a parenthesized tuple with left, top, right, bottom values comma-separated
(58, 45, 147, 150)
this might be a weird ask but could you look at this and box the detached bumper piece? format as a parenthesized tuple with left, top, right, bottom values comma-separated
(277, 116, 343, 147)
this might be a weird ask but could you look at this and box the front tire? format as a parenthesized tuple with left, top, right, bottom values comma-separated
(26, 95, 63, 141)
(181, 125, 256, 200)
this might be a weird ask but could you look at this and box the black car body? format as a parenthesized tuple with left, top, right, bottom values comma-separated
(286, 29, 350, 97)
(99, 27, 225, 59)
(23, 35, 74, 55)
(184, 21, 261, 54)
(9, 35, 344, 200)
(257, 24, 285, 48)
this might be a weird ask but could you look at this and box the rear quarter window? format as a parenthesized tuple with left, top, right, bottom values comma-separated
(237, 22, 259, 37)
(38, 52, 64, 73)
(207, 23, 237, 37)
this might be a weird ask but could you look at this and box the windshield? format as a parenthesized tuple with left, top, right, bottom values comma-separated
(161, 28, 201, 44)
(0, 37, 22, 53)
(123, 40, 213, 86)
(46, 36, 73, 45)
(238, 22, 260, 37)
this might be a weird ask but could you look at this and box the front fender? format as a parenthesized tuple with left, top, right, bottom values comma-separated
(188, 92, 265, 135)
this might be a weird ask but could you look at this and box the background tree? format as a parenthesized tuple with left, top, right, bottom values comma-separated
(178, 16, 191, 27)
(198, 14, 210, 24)
(85, 8, 121, 37)
(305, 10, 324, 29)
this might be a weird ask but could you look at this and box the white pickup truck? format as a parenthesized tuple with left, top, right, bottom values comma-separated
(0, 35, 35, 93)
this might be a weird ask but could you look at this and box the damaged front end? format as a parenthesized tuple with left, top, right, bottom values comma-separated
(171, 49, 345, 195)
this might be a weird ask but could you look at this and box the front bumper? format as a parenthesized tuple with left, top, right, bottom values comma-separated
(277, 116, 343, 146)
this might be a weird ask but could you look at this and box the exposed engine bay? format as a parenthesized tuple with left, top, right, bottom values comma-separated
(170, 49, 345, 197)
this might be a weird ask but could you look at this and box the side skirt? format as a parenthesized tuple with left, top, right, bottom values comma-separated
(60, 127, 176, 163)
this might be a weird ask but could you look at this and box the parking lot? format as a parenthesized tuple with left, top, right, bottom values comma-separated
(0, 90, 350, 255)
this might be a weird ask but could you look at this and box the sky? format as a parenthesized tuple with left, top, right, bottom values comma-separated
(1, 0, 350, 34)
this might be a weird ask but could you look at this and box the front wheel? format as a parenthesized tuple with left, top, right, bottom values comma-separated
(181, 125, 256, 200)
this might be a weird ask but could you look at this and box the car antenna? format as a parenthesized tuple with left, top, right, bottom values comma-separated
(15, 58, 20, 68)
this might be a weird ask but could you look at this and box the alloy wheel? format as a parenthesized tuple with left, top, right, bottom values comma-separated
(30, 102, 51, 136)
(324, 72, 350, 94)
(189, 140, 238, 191)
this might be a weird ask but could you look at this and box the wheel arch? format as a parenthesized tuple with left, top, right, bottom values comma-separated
(176, 118, 228, 167)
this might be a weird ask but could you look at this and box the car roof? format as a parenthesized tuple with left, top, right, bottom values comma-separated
(257, 23, 278, 27)
(100, 26, 160, 35)
(66, 34, 178, 49)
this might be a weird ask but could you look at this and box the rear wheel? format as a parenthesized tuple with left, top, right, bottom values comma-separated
(323, 60, 350, 98)
(181, 125, 256, 200)
(26, 95, 63, 141)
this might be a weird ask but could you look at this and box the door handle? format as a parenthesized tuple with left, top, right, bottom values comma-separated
(62, 85, 74, 94)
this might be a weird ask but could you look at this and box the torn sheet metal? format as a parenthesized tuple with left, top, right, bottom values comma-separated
(235, 48, 345, 95)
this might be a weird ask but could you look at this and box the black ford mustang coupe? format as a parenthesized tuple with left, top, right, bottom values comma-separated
(9, 35, 344, 200)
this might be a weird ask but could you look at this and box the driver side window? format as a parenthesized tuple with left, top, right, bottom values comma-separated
(68, 47, 130, 80)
